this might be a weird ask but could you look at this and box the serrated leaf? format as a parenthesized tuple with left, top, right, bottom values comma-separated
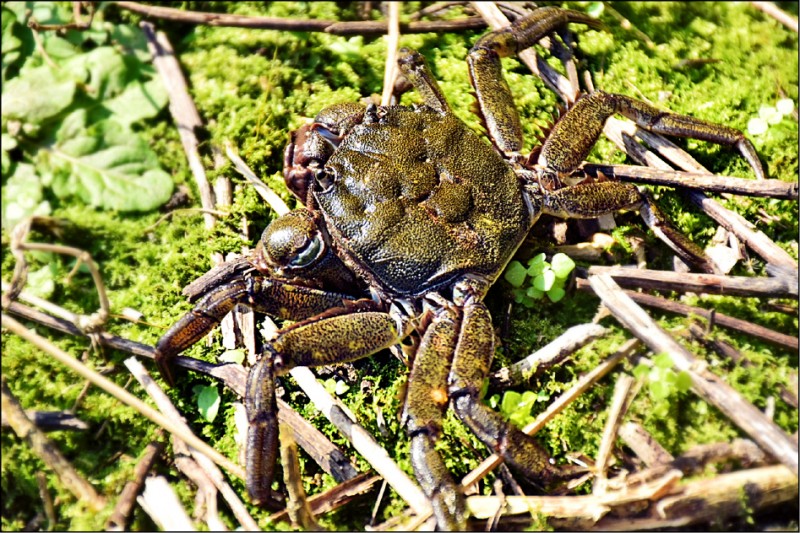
(195, 385, 221, 423)
(2, 64, 76, 124)
(43, 115, 173, 211)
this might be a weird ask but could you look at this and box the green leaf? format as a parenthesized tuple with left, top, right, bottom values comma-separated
(526, 253, 547, 277)
(61, 46, 128, 100)
(334, 380, 350, 396)
(1, 64, 76, 124)
(219, 349, 245, 365)
(675, 371, 693, 393)
(1, 162, 51, 229)
(587, 2, 605, 18)
(2, 8, 22, 80)
(632, 363, 649, 380)
(195, 385, 221, 423)
(653, 353, 674, 369)
(526, 286, 544, 299)
(533, 269, 555, 292)
(102, 78, 168, 127)
(500, 390, 521, 417)
(649, 379, 670, 400)
(26, 264, 56, 299)
(503, 260, 527, 287)
(43, 112, 173, 211)
(546, 286, 566, 303)
(550, 253, 576, 279)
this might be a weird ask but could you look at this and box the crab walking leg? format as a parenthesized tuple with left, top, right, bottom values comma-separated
(396, 47, 451, 114)
(538, 91, 766, 180)
(467, 7, 602, 156)
(404, 305, 466, 530)
(154, 276, 353, 385)
(448, 300, 569, 486)
(535, 179, 716, 273)
(245, 354, 281, 507)
(245, 310, 405, 506)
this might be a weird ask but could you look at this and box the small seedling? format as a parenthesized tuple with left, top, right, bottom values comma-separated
(504, 252, 576, 306)
(633, 353, 692, 417)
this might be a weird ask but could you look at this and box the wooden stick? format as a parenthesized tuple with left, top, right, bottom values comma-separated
(106, 436, 165, 531)
(603, 117, 798, 270)
(575, 277, 799, 351)
(137, 476, 196, 531)
(587, 274, 798, 474)
(490, 323, 608, 389)
(2, 299, 361, 482)
(581, 163, 799, 199)
(380, 2, 401, 107)
(461, 338, 641, 491)
(141, 22, 216, 229)
(1, 314, 247, 481)
(593, 374, 635, 493)
(1, 377, 106, 511)
(1, 410, 88, 432)
(583, 265, 798, 298)
(289, 366, 432, 517)
(479, 465, 796, 530)
(268, 473, 381, 523)
(687, 323, 799, 407)
(617, 422, 674, 467)
(279, 423, 322, 530)
(115, 2, 488, 35)
(123, 357, 260, 530)
(750, 1, 799, 32)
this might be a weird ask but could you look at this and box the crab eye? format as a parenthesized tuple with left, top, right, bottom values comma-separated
(315, 167, 335, 193)
(289, 233, 323, 268)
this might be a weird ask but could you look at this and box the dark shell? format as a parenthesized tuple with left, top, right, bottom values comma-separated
(314, 106, 528, 296)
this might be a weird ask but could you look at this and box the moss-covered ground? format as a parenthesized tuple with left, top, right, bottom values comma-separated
(2, 2, 798, 531)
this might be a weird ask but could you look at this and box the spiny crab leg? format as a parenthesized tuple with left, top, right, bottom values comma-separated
(404, 304, 464, 530)
(405, 293, 582, 530)
(536, 90, 766, 181)
(468, 6, 603, 157)
(245, 308, 407, 506)
(154, 276, 353, 385)
(534, 180, 715, 273)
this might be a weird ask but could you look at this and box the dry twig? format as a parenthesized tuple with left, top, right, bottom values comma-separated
(1, 376, 106, 511)
(141, 22, 216, 229)
(581, 163, 798, 200)
(575, 277, 799, 351)
(106, 435, 165, 531)
(115, 1, 487, 35)
(588, 274, 798, 473)
(490, 323, 608, 389)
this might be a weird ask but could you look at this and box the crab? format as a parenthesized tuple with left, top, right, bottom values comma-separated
(154, 6, 765, 530)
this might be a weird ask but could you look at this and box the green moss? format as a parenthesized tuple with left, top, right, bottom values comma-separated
(2, 1, 797, 530)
